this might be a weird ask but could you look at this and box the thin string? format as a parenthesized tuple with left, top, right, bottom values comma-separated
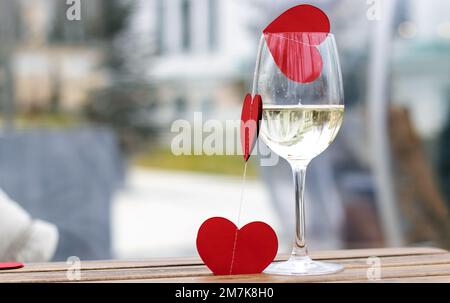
(229, 161, 248, 275)
(229, 33, 264, 275)
(236, 162, 248, 227)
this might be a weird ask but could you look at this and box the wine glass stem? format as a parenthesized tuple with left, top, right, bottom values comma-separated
(290, 162, 308, 259)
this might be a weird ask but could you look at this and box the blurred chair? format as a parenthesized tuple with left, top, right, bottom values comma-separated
(389, 106, 450, 248)
(0, 127, 124, 261)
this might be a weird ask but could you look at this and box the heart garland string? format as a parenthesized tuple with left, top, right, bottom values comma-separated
(229, 161, 248, 275)
(196, 93, 277, 275)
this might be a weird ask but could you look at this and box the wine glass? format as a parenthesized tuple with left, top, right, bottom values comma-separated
(254, 32, 345, 275)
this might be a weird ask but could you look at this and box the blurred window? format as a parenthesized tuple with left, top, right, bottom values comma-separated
(156, 0, 165, 54)
(201, 97, 213, 115)
(208, 0, 218, 51)
(396, 0, 410, 24)
(175, 96, 187, 115)
(50, 1, 85, 43)
(181, 0, 192, 52)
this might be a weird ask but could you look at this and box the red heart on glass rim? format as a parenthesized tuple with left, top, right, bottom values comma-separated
(263, 4, 330, 83)
(263, 4, 330, 42)
(196, 217, 278, 275)
(240, 94, 263, 162)
(0, 262, 24, 270)
(265, 33, 324, 84)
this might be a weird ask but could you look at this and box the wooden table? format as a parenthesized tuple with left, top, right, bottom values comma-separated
(1, 247, 450, 283)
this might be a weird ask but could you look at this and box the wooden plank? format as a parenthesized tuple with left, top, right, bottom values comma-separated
(363, 276, 450, 283)
(146, 264, 450, 283)
(326, 253, 450, 269)
(0, 258, 203, 274)
(2, 253, 450, 283)
(309, 247, 446, 259)
(108, 275, 450, 284)
(0, 248, 448, 283)
(1, 247, 445, 274)
(0, 265, 210, 283)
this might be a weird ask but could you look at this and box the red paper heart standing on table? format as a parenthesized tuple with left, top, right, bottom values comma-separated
(240, 94, 263, 162)
(197, 217, 278, 275)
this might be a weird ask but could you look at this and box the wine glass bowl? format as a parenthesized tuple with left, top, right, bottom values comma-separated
(260, 104, 344, 162)
(254, 32, 345, 275)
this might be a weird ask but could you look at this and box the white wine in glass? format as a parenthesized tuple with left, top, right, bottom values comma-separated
(254, 32, 345, 275)
(261, 105, 344, 161)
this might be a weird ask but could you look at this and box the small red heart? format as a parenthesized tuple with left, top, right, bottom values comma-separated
(0, 262, 24, 270)
(240, 94, 263, 162)
(196, 217, 278, 275)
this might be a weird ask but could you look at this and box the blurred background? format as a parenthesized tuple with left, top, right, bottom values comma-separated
(0, 0, 449, 261)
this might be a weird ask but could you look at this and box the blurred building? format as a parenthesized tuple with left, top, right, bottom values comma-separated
(144, 0, 255, 126)
(2, 0, 108, 113)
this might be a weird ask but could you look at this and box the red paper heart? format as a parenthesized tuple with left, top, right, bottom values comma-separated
(240, 94, 263, 162)
(196, 217, 278, 275)
(263, 5, 330, 83)
(0, 262, 24, 270)
(263, 4, 330, 41)
(265, 33, 324, 83)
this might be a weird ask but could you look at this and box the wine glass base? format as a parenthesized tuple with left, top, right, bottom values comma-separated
(264, 256, 344, 276)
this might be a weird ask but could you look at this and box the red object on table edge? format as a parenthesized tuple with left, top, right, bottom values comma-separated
(0, 262, 24, 270)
